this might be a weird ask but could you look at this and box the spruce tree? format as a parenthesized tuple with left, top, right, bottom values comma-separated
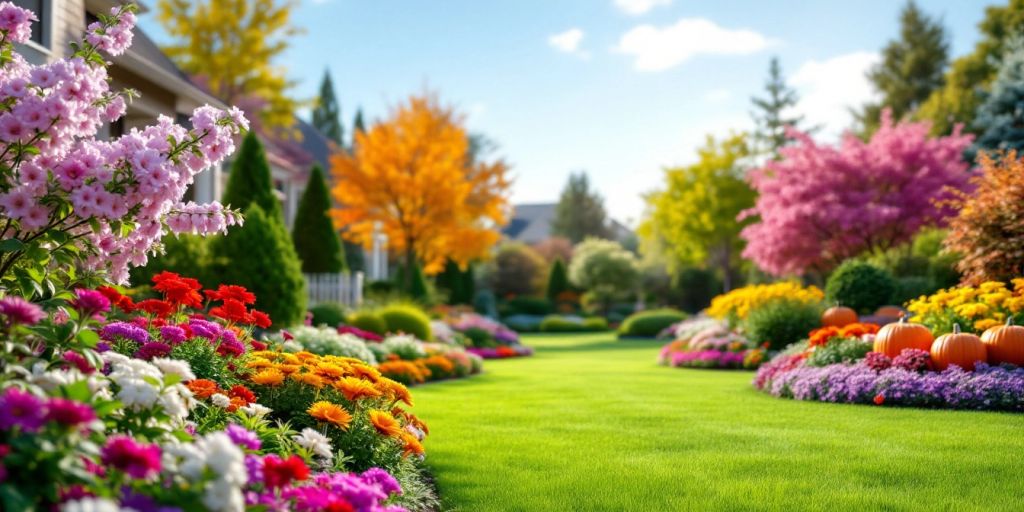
(351, 107, 366, 149)
(312, 70, 344, 146)
(750, 57, 804, 158)
(436, 259, 464, 304)
(409, 262, 429, 302)
(551, 172, 610, 244)
(208, 204, 307, 328)
(973, 35, 1024, 157)
(546, 258, 570, 302)
(221, 131, 281, 219)
(857, 0, 949, 135)
(291, 165, 346, 273)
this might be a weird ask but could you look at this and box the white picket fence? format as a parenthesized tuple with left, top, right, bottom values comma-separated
(304, 272, 364, 307)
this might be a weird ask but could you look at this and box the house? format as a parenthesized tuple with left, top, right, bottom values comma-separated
(14, 0, 330, 227)
(501, 202, 634, 245)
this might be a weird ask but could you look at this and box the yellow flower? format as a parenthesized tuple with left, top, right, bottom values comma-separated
(974, 318, 1000, 331)
(333, 376, 382, 402)
(368, 410, 403, 438)
(250, 368, 285, 386)
(290, 371, 325, 389)
(314, 362, 346, 378)
(376, 377, 413, 406)
(308, 401, 352, 429)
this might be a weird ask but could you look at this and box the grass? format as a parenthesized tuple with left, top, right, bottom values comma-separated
(411, 333, 1024, 511)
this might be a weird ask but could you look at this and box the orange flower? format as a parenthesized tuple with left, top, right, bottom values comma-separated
(290, 371, 325, 389)
(250, 368, 285, 386)
(276, 364, 301, 375)
(308, 401, 353, 429)
(377, 378, 413, 406)
(227, 396, 247, 412)
(314, 362, 346, 379)
(334, 376, 382, 402)
(348, 363, 382, 383)
(368, 410, 403, 438)
(186, 379, 220, 399)
(401, 431, 424, 457)
(246, 359, 273, 369)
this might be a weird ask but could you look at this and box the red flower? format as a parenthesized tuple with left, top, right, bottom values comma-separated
(205, 284, 256, 305)
(135, 299, 174, 318)
(263, 454, 309, 489)
(250, 340, 267, 351)
(210, 299, 249, 324)
(152, 272, 203, 309)
(324, 501, 355, 512)
(282, 330, 294, 341)
(228, 385, 256, 404)
(873, 394, 885, 405)
(248, 309, 271, 329)
(97, 286, 135, 312)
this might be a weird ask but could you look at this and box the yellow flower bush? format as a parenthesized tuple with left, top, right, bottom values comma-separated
(906, 279, 1024, 334)
(707, 282, 824, 320)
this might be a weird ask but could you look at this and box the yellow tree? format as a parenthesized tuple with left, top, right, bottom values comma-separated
(330, 94, 511, 280)
(156, 0, 302, 130)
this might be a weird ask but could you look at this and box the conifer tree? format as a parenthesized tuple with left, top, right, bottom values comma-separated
(551, 172, 610, 243)
(973, 35, 1024, 156)
(546, 258, 570, 302)
(312, 70, 344, 146)
(750, 57, 804, 158)
(221, 131, 281, 219)
(292, 165, 346, 273)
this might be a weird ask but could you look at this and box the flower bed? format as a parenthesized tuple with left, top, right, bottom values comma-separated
(435, 309, 533, 358)
(657, 318, 766, 370)
(466, 345, 535, 359)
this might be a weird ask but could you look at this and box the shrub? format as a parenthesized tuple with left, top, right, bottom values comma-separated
(539, 315, 610, 332)
(347, 311, 387, 335)
(569, 238, 640, 313)
(502, 314, 544, 332)
(805, 338, 874, 367)
(473, 289, 497, 318)
(462, 326, 498, 348)
(744, 298, 821, 350)
(129, 234, 210, 287)
(283, 326, 378, 364)
(492, 242, 547, 297)
(368, 334, 426, 361)
(582, 317, 610, 331)
(207, 204, 307, 328)
(221, 131, 282, 218)
(618, 309, 688, 338)
(378, 303, 433, 340)
(546, 259, 570, 302)
(309, 302, 347, 327)
(891, 276, 934, 306)
(825, 261, 896, 314)
(292, 165, 346, 273)
(707, 281, 823, 321)
(503, 296, 553, 316)
(671, 267, 721, 314)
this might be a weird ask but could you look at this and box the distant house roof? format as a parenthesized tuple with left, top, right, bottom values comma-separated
(502, 202, 634, 245)
(260, 117, 338, 181)
(113, 27, 225, 109)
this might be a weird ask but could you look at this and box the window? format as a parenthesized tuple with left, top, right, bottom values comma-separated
(13, 0, 47, 47)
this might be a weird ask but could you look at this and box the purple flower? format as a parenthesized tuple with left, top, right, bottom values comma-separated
(225, 424, 261, 451)
(0, 296, 44, 325)
(101, 435, 162, 479)
(100, 321, 150, 344)
(71, 289, 110, 316)
(134, 341, 172, 360)
(244, 453, 263, 484)
(188, 318, 222, 340)
(360, 467, 402, 496)
(121, 490, 184, 512)
(864, 351, 893, 371)
(0, 387, 45, 432)
(44, 397, 96, 427)
(159, 325, 187, 345)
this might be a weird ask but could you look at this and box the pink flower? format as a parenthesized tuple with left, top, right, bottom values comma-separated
(0, 296, 44, 325)
(44, 398, 96, 427)
(101, 435, 161, 479)
(0, 388, 45, 432)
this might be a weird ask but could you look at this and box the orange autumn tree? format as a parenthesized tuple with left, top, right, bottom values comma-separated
(330, 94, 511, 283)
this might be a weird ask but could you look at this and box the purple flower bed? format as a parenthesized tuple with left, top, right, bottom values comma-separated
(667, 349, 747, 369)
(754, 356, 1024, 411)
(466, 345, 534, 359)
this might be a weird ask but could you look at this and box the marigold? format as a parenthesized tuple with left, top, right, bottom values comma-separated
(334, 376, 382, 402)
(308, 401, 353, 429)
(401, 431, 424, 457)
(186, 379, 220, 399)
(377, 378, 413, 406)
(368, 410, 403, 438)
(290, 371, 325, 389)
(314, 362, 346, 378)
(276, 364, 301, 375)
(348, 363, 382, 383)
(250, 368, 285, 386)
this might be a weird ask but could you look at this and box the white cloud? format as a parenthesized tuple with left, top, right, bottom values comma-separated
(704, 88, 732, 102)
(614, 18, 773, 71)
(789, 51, 879, 136)
(549, 28, 590, 59)
(614, 0, 672, 16)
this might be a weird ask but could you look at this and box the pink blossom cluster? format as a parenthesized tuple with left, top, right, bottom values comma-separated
(0, 3, 247, 283)
(740, 110, 974, 276)
(0, 2, 34, 44)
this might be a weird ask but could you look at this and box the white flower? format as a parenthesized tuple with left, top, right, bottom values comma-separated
(28, 362, 86, 391)
(293, 428, 333, 460)
(202, 479, 244, 512)
(151, 358, 196, 381)
(100, 351, 130, 365)
(239, 403, 271, 417)
(115, 377, 160, 409)
(60, 497, 124, 512)
(164, 441, 206, 480)
(210, 393, 231, 408)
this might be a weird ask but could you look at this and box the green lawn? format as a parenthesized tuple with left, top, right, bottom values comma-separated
(411, 333, 1024, 511)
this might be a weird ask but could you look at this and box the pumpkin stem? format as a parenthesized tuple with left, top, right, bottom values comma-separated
(952, 323, 961, 334)
(898, 314, 906, 324)
(1008, 317, 1015, 327)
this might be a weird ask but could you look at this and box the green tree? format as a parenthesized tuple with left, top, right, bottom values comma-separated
(546, 258, 570, 302)
(750, 57, 804, 157)
(638, 133, 755, 291)
(492, 242, 547, 298)
(351, 107, 366, 149)
(857, 1, 949, 136)
(292, 165, 346, 273)
(129, 235, 210, 287)
(551, 172, 610, 243)
(221, 131, 281, 218)
(208, 204, 307, 328)
(436, 259, 476, 305)
(973, 35, 1024, 156)
(312, 70, 343, 146)
(568, 238, 639, 314)
(917, 0, 1024, 135)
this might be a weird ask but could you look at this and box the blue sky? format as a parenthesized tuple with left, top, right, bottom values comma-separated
(141, 0, 990, 224)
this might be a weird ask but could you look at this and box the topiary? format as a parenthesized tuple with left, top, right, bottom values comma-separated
(582, 317, 609, 331)
(347, 311, 387, 335)
(744, 298, 821, 350)
(618, 309, 687, 338)
(292, 165, 346, 274)
(309, 302, 347, 328)
(825, 260, 896, 314)
(378, 303, 433, 340)
(220, 131, 281, 218)
(546, 259, 570, 302)
(502, 296, 553, 316)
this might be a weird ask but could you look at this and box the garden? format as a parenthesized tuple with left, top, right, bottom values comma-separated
(2, 0, 1024, 510)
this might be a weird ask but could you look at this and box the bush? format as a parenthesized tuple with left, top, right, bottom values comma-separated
(462, 326, 497, 348)
(292, 165, 346, 273)
(582, 317, 610, 331)
(378, 303, 433, 340)
(805, 338, 873, 367)
(539, 315, 610, 332)
(502, 296, 553, 316)
(347, 311, 387, 335)
(207, 204, 307, 328)
(309, 302, 347, 328)
(891, 276, 934, 306)
(473, 289, 497, 318)
(546, 259, 570, 302)
(671, 267, 721, 314)
(283, 326, 378, 364)
(130, 234, 211, 287)
(825, 261, 896, 314)
(744, 298, 821, 350)
(492, 242, 547, 297)
(618, 309, 687, 338)
(502, 314, 544, 332)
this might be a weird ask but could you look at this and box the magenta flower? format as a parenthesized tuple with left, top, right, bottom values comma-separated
(62, 350, 96, 374)
(225, 424, 261, 451)
(44, 398, 96, 427)
(134, 341, 172, 360)
(159, 325, 187, 345)
(0, 387, 45, 432)
(101, 435, 161, 479)
(71, 289, 110, 317)
(0, 296, 44, 325)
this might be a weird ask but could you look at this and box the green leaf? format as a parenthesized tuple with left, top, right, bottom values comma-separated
(61, 379, 92, 402)
(0, 238, 24, 252)
(76, 329, 99, 348)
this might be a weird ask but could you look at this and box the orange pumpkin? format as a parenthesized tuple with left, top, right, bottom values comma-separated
(930, 324, 987, 371)
(874, 306, 905, 318)
(873, 317, 934, 358)
(821, 305, 858, 327)
(980, 318, 1024, 366)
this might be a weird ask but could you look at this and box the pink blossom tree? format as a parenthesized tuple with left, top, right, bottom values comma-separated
(739, 111, 973, 276)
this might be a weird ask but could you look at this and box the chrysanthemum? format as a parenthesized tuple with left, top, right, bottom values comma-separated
(401, 431, 425, 457)
(186, 378, 220, 398)
(314, 362, 345, 378)
(0, 296, 44, 325)
(250, 368, 285, 386)
(368, 410, 402, 438)
(307, 401, 352, 430)
(348, 363, 382, 383)
(333, 376, 381, 402)
(377, 378, 413, 406)
(290, 371, 325, 389)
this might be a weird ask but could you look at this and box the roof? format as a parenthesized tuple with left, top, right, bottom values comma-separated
(259, 117, 338, 180)
(112, 25, 225, 109)
(501, 203, 557, 244)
